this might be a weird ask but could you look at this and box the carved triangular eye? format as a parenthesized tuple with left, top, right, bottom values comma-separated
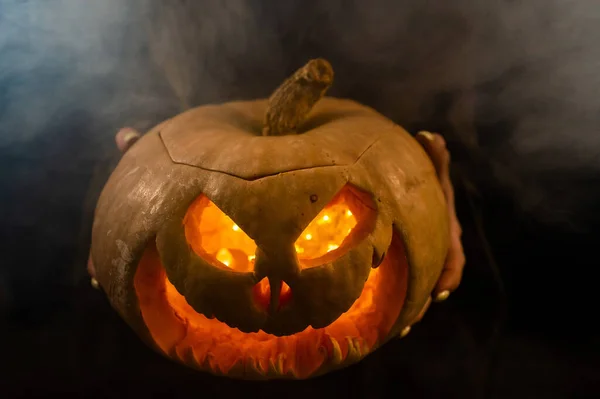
(184, 196, 257, 272)
(295, 185, 376, 268)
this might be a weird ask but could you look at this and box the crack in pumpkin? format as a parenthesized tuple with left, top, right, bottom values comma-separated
(157, 132, 381, 182)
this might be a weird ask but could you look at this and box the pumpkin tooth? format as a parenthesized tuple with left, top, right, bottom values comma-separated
(226, 359, 246, 379)
(181, 346, 197, 368)
(246, 357, 264, 377)
(369, 221, 393, 268)
(353, 337, 364, 358)
(203, 353, 217, 374)
(371, 248, 385, 268)
(344, 337, 362, 363)
(328, 336, 343, 364)
(168, 346, 182, 362)
(361, 339, 370, 355)
(268, 353, 285, 376)
(277, 353, 286, 375)
(267, 358, 278, 376)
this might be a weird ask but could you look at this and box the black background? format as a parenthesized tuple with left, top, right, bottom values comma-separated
(1, 1, 599, 398)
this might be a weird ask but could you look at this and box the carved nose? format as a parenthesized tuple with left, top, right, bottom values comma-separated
(252, 277, 292, 313)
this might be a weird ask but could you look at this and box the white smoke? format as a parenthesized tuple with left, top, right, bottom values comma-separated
(1, 0, 599, 227)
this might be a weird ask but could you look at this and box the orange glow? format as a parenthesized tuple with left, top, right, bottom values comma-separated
(252, 278, 293, 312)
(133, 232, 408, 379)
(295, 186, 373, 267)
(184, 196, 257, 272)
(295, 204, 357, 259)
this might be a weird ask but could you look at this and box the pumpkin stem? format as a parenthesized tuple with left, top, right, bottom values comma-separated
(262, 58, 334, 136)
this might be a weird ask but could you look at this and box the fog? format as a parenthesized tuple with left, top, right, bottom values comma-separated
(2, 0, 599, 221)
(1, 0, 599, 310)
(2, 3, 600, 394)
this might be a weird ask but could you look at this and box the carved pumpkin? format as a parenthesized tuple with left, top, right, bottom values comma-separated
(91, 59, 449, 379)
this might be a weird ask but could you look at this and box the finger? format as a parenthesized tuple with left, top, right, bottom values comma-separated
(87, 253, 96, 278)
(414, 296, 432, 323)
(398, 296, 432, 339)
(434, 236, 466, 300)
(416, 131, 455, 209)
(88, 127, 140, 289)
(416, 131, 465, 301)
(416, 131, 450, 179)
(115, 128, 141, 153)
(87, 254, 100, 290)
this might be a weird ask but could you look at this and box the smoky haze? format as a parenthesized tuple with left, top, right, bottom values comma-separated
(2, 0, 599, 224)
(2, 3, 600, 394)
(1, 1, 599, 307)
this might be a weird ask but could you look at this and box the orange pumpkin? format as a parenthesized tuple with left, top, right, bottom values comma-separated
(91, 59, 449, 379)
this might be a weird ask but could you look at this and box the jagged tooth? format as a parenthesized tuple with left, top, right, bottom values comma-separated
(168, 346, 182, 362)
(344, 337, 356, 361)
(329, 336, 343, 364)
(202, 353, 216, 374)
(277, 353, 286, 375)
(182, 346, 198, 368)
(288, 366, 299, 379)
(361, 339, 370, 356)
(344, 337, 361, 363)
(353, 337, 364, 358)
(226, 358, 246, 379)
(268, 353, 286, 376)
(267, 358, 278, 376)
(247, 357, 264, 378)
(267, 358, 275, 376)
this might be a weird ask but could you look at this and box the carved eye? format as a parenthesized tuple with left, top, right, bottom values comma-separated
(295, 185, 376, 268)
(183, 196, 257, 272)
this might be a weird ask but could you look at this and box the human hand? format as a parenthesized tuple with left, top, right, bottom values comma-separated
(88, 128, 141, 287)
(407, 131, 466, 328)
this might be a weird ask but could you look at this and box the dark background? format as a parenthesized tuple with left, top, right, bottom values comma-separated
(1, 1, 599, 398)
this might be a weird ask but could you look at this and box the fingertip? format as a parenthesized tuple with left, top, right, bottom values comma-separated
(417, 131, 435, 142)
(433, 279, 458, 300)
(435, 261, 464, 296)
(418, 131, 446, 148)
(415, 296, 432, 322)
(115, 128, 141, 153)
(87, 254, 96, 279)
(434, 290, 450, 302)
(416, 132, 443, 153)
(399, 326, 411, 338)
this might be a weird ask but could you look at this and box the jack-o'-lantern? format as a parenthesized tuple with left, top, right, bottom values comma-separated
(91, 59, 449, 379)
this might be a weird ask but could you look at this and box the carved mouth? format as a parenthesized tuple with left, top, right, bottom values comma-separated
(133, 232, 408, 379)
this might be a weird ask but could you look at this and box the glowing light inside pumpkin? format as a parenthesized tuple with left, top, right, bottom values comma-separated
(135, 185, 395, 378)
(295, 203, 358, 260)
(252, 278, 293, 312)
(216, 248, 233, 267)
(184, 198, 257, 272)
(185, 189, 363, 271)
(133, 231, 409, 379)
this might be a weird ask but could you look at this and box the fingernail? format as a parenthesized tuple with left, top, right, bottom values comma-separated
(122, 130, 140, 144)
(434, 290, 450, 302)
(91, 277, 100, 290)
(400, 326, 411, 338)
(418, 131, 435, 141)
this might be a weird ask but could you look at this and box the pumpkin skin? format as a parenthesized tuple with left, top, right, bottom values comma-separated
(91, 67, 449, 379)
